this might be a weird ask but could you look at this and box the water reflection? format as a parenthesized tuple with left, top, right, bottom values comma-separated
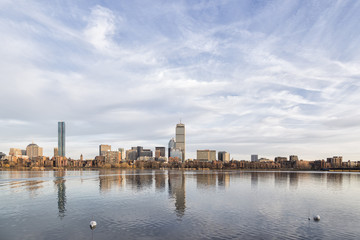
(125, 170, 153, 190)
(155, 171, 166, 192)
(289, 172, 299, 189)
(54, 171, 66, 219)
(168, 171, 186, 217)
(251, 172, 258, 189)
(196, 172, 216, 189)
(327, 173, 343, 190)
(274, 172, 288, 188)
(99, 169, 124, 192)
(1, 170, 360, 240)
(4, 171, 45, 198)
(218, 172, 230, 189)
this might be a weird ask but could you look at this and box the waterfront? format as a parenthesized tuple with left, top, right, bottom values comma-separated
(0, 170, 359, 240)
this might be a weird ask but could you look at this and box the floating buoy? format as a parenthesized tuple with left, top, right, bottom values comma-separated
(90, 220, 97, 230)
(313, 215, 320, 221)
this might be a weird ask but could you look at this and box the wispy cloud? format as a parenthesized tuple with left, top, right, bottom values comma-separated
(0, 0, 359, 160)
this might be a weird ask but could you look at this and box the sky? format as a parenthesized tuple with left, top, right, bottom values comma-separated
(1, 0, 360, 161)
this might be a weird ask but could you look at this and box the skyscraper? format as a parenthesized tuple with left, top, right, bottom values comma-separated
(168, 138, 176, 158)
(175, 123, 185, 161)
(58, 122, 65, 157)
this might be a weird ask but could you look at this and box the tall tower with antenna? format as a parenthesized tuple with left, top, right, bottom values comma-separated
(175, 122, 185, 161)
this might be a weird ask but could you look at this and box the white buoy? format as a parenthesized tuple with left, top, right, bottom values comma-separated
(313, 215, 320, 221)
(90, 220, 97, 230)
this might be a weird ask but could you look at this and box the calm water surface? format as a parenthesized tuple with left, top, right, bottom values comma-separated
(0, 170, 360, 240)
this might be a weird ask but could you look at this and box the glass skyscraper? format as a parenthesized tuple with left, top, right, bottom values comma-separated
(58, 122, 65, 157)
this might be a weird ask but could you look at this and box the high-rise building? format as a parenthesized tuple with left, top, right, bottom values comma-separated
(58, 122, 65, 157)
(175, 123, 185, 161)
(54, 147, 59, 157)
(118, 148, 125, 160)
(126, 149, 137, 161)
(155, 147, 165, 157)
(170, 148, 182, 160)
(168, 138, 176, 158)
(99, 144, 111, 156)
(251, 154, 258, 162)
(197, 150, 216, 161)
(9, 148, 22, 156)
(26, 143, 43, 160)
(218, 151, 230, 162)
(104, 151, 121, 165)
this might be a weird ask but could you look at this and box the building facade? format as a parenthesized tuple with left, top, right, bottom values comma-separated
(251, 154, 258, 162)
(170, 148, 183, 160)
(118, 148, 125, 160)
(26, 143, 43, 160)
(175, 123, 185, 161)
(289, 155, 299, 161)
(327, 156, 342, 168)
(168, 138, 176, 158)
(58, 122, 65, 157)
(54, 147, 59, 158)
(99, 144, 111, 156)
(9, 148, 22, 156)
(218, 151, 230, 162)
(126, 149, 137, 161)
(155, 147, 166, 158)
(197, 150, 216, 161)
(104, 151, 121, 165)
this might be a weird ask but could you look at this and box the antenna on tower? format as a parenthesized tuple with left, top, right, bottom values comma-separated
(180, 118, 182, 124)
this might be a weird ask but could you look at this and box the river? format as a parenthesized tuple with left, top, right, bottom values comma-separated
(0, 170, 359, 239)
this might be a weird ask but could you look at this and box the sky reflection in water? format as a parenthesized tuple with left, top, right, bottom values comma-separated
(0, 170, 359, 240)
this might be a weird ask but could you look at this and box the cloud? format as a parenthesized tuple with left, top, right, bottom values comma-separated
(0, 0, 360, 160)
(84, 5, 118, 52)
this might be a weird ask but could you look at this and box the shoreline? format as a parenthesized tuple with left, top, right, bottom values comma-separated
(1, 167, 360, 172)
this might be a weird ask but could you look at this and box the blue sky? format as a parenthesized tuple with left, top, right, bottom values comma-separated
(1, 0, 360, 160)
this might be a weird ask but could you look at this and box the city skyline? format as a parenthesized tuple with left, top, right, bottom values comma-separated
(1, 1, 360, 160)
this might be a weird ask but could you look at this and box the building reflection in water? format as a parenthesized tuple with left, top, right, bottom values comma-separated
(250, 172, 258, 189)
(155, 171, 166, 192)
(54, 171, 66, 219)
(274, 172, 288, 188)
(289, 172, 299, 189)
(168, 171, 186, 217)
(125, 170, 153, 190)
(327, 173, 343, 190)
(218, 172, 230, 189)
(99, 169, 124, 193)
(7, 171, 45, 198)
(196, 172, 217, 189)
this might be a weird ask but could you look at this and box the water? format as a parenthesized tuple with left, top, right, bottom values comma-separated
(0, 170, 359, 240)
